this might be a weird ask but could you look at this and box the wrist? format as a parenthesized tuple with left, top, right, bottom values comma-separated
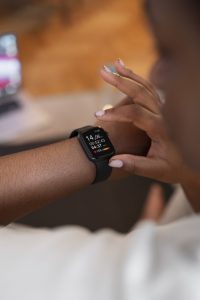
(95, 120, 119, 152)
(69, 137, 96, 185)
(95, 120, 150, 156)
(70, 126, 115, 184)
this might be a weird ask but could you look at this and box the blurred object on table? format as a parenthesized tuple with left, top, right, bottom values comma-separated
(0, 33, 50, 142)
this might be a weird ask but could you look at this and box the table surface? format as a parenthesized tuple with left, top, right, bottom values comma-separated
(4, 89, 122, 144)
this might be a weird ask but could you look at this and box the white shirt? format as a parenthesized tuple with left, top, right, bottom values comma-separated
(0, 188, 199, 300)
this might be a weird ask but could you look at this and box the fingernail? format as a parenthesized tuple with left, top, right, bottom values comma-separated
(117, 58, 125, 67)
(109, 160, 124, 168)
(103, 65, 113, 73)
(95, 110, 105, 117)
(103, 65, 119, 76)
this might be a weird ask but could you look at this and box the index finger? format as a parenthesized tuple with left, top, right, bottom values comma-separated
(114, 59, 160, 102)
(100, 68, 161, 114)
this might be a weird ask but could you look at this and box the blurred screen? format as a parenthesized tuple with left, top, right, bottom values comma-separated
(0, 34, 21, 97)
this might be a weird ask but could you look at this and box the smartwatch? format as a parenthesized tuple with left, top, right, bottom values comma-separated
(70, 126, 115, 184)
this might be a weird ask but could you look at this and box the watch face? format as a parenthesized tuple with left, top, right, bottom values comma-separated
(82, 127, 115, 160)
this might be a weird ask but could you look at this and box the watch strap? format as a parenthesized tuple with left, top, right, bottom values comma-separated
(70, 126, 93, 138)
(70, 126, 113, 184)
(93, 160, 112, 184)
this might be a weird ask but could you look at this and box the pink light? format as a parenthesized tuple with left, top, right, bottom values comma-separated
(0, 79, 10, 89)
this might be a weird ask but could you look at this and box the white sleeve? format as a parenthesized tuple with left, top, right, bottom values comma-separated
(0, 217, 200, 300)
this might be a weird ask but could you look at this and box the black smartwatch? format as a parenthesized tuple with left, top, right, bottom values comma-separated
(70, 126, 115, 184)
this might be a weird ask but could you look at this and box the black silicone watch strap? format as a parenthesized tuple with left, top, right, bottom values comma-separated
(93, 160, 112, 184)
(70, 126, 93, 138)
(70, 126, 113, 184)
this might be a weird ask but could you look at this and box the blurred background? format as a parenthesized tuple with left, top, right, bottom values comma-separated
(0, 0, 155, 95)
(0, 0, 172, 232)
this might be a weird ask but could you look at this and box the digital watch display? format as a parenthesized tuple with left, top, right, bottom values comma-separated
(70, 126, 115, 184)
(82, 128, 115, 160)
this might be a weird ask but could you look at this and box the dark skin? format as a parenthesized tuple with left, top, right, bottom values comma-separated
(0, 109, 149, 225)
(3, 0, 200, 224)
(147, 0, 200, 170)
(95, 0, 200, 211)
(148, 0, 200, 208)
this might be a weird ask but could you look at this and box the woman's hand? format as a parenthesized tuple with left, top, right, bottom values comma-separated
(95, 59, 191, 184)
(95, 98, 150, 157)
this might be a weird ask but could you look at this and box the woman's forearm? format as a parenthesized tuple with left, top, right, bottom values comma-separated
(0, 138, 95, 225)
(0, 114, 150, 225)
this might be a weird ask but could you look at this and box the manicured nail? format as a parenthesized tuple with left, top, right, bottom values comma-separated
(109, 160, 124, 168)
(103, 65, 119, 76)
(103, 65, 113, 73)
(117, 58, 125, 67)
(95, 110, 105, 117)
